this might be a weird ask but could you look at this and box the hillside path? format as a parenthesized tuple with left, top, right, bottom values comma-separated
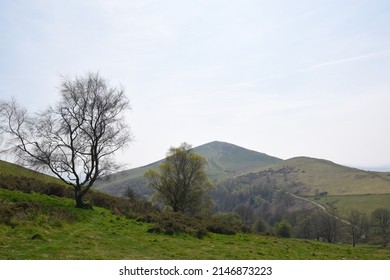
(285, 191, 350, 225)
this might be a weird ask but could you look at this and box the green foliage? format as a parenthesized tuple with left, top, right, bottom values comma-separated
(145, 143, 214, 213)
(0, 190, 77, 228)
(208, 212, 249, 235)
(146, 211, 208, 238)
(274, 220, 292, 238)
(253, 218, 270, 234)
(142, 211, 249, 238)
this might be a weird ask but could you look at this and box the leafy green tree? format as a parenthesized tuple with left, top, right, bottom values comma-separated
(274, 219, 292, 238)
(144, 143, 214, 214)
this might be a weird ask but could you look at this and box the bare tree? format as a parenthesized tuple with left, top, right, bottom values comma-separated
(0, 72, 132, 208)
(347, 209, 368, 247)
(316, 211, 338, 243)
(233, 203, 255, 226)
(371, 208, 390, 235)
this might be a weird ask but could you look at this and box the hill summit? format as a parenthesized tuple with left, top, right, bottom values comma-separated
(193, 141, 282, 179)
(94, 141, 282, 197)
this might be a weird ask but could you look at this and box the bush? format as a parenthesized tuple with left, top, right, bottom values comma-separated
(208, 212, 251, 235)
(0, 198, 76, 227)
(274, 220, 292, 238)
(0, 200, 14, 225)
(253, 218, 269, 234)
(146, 211, 208, 238)
(143, 210, 253, 238)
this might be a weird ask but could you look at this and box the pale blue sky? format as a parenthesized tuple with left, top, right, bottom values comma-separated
(1, 0, 390, 169)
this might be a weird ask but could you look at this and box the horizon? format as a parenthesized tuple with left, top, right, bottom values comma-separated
(130, 140, 390, 172)
(1, 0, 390, 170)
(2, 139, 390, 173)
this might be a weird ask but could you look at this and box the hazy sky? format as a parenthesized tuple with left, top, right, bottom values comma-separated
(1, 0, 390, 169)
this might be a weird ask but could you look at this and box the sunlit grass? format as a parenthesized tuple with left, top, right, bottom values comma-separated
(1, 189, 389, 260)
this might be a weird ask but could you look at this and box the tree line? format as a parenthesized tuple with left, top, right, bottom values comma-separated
(212, 179, 390, 245)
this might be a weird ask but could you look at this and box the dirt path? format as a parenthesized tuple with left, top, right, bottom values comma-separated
(285, 191, 350, 225)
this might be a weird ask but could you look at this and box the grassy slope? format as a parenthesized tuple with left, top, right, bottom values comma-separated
(1, 188, 390, 260)
(259, 157, 390, 196)
(0, 160, 64, 185)
(230, 157, 390, 218)
(316, 194, 390, 217)
(194, 141, 282, 180)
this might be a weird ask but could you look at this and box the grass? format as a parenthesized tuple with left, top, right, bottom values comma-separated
(1, 188, 390, 260)
(315, 194, 390, 218)
(252, 157, 390, 196)
(0, 160, 63, 185)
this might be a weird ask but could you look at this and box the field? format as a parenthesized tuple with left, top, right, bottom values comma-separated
(258, 157, 390, 196)
(315, 194, 390, 218)
(1, 188, 390, 260)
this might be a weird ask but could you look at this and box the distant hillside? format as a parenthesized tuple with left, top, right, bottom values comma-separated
(214, 156, 390, 218)
(195, 141, 282, 179)
(94, 141, 282, 197)
(253, 157, 390, 196)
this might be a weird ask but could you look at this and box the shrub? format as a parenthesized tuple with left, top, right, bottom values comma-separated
(253, 218, 269, 234)
(0, 198, 76, 227)
(207, 212, 250, 235)
(146, 211, 208, 238)
(0, 200, 14, 225)
(274, 220, 292, 238)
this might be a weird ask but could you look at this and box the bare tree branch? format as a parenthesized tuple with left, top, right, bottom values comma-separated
(0, 72, 132, 208)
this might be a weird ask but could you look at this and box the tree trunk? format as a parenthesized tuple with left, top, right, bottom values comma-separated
(75, 188, 92, 209)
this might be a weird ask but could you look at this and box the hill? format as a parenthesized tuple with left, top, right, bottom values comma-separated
(1, 188, 389, 259)
(254, 156, 390, 196)
(94, 141, 282, 197)
(215, 156, 390, 219)
(1, 151, 390, 258)
(0, 160, 63, 185)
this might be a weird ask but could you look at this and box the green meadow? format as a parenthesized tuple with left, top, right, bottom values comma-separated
(1, 188, 389, 260)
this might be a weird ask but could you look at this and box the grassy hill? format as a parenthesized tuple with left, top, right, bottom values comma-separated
(0, 160, 64, 185)
(260, 157, 390, 196)
(1, 188, 389, 260)
(194, 141, 282, 180)
(224, 156, 390, 219)
(1, 156, 390, 259)
(94, 141, 282, 198)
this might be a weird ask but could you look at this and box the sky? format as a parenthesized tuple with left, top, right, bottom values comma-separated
(1, 0, 390, 170)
